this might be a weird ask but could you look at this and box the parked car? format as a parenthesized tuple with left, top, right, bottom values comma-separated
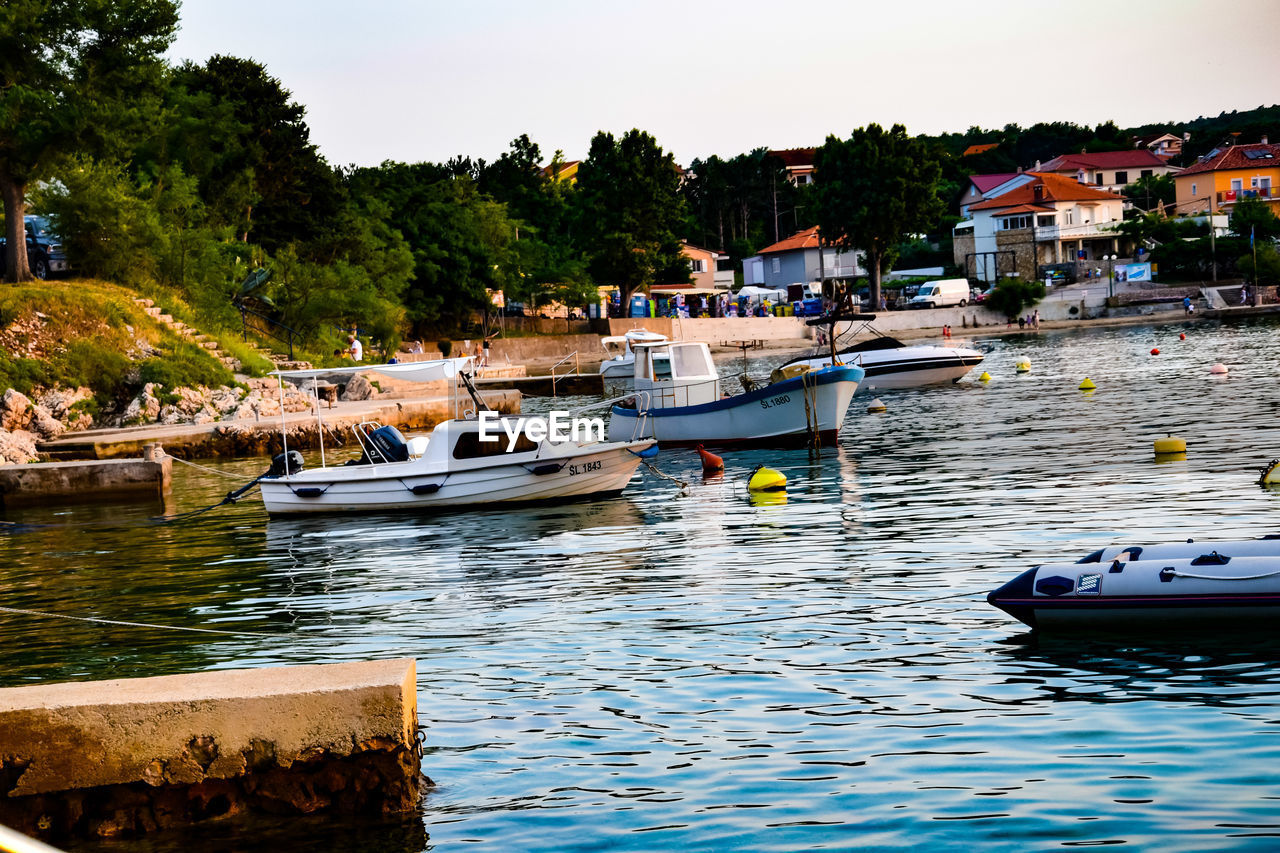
(0, 215, 68, 279)
(974, 288, 995, 303)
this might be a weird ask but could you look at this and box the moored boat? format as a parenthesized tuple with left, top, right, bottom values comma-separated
(600, 328, 668, 378)
(988, 537, 1280, 630)
(607, 340, 863, 447)
(259, 358, 656, 515)
(780, 334, 984, 389)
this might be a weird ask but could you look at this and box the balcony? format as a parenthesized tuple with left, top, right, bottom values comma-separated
(1218, 187, 1275, 205)
(1032, 221, 1113, 241)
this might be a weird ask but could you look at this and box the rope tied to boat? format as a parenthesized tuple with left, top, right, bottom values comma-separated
(162, 453, 257, 481)
(642, 460, 689, 493)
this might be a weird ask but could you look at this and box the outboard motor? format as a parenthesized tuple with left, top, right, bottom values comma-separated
(268, 450, 304, 477)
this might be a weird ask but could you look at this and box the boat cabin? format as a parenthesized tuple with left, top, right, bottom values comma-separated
(632, 341, 720, 408)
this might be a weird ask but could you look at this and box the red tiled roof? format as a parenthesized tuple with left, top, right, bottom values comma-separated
(963, 142, 1000, 157)
(768, 148, 816, 168)
(969, 173, 1021, 193)
(1177, 142, 1280, 177)
(968, 173, 1124, 211)
(757, 226, 821, 254)
(1039, 149, 1168, 172)
(989, 203, 1054, 215)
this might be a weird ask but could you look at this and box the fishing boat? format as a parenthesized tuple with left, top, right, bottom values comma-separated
(988, 536, 1280, 631)
(258, 358, 656, 515)
(778, 330, 984, 389)
(607, 340, 863, 447)
(599, 328, 668, 378)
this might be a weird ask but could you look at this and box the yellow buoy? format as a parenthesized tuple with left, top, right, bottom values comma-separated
(1259, 459, 1280, 487)
(867, 398, 887, 413)
(748, 465, 787, 492)
(1153, 435, 1186, 455)
(1078, 378, 1096, 391)
(978, 371, 992, 383)
(1015, 358, 1031, 373)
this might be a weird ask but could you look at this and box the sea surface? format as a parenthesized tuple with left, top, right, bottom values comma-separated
(5, 318, 1280, 851)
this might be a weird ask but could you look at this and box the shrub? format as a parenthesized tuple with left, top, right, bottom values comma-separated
(985, 277, 1046, 319)
(138, 341, 234, 391)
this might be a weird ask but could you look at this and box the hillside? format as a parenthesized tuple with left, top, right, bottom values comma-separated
(0, 279, 300, 464)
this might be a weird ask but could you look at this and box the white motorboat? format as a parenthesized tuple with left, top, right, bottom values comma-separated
(600, 328, 668, 378)
(779, 334, 984, 389)
(258, 359, 656, 515)
(988, 536, 1280, 631)
(607, 340, 863, 447)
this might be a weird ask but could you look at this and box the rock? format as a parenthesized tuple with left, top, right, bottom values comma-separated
(122, 383, 162, 425)
(0, 389, 33, 432)
(29, 406, 64, 440)
(0, 428, 39, 465)
(341, 374, 375, 402)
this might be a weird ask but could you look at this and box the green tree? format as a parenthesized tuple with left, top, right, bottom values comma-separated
(1230, 197, 1280, 242)
(575, 129, 689, 303)
(985, 277, 1046, 318)
(0, 0, 179, 281)
(1239, 243, 1280, 288)
(813, 124, 944, 308)
(1122, 174, 1177, 211)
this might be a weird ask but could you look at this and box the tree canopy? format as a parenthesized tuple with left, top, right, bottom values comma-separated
(0, 0, 179, 281)
(814, 124, 943, 307)
(575, 129, 690, 302)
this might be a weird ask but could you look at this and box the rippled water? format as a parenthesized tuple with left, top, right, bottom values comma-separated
(6, 318, 1280, 851)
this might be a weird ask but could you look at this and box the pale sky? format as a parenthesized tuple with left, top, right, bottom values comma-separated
(169, 0, 1280, 169)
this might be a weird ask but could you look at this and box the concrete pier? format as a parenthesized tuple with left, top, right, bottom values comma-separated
(0, 444, 171, 507)
(0, 658, 424, 840)
(36, 390, 520, 461)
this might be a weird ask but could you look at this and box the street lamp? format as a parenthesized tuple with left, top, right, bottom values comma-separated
(1103, 254, 1117, 299)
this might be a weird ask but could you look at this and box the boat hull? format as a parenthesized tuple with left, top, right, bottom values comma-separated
(260, 440, 653, 515)
(989, 553, 1280, 631)
(608, 366, 862, 448)
(785, 346, 983, 389)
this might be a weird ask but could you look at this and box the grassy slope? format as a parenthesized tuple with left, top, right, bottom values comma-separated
(0, 278, 266, 420)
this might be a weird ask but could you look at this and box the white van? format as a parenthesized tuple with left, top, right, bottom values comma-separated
(908, 278, 970, 309)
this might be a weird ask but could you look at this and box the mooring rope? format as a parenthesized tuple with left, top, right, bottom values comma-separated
(660, 589, 982, 629)
(0, 605, 280, 638)
(163, 453, 256, 481)
(642, 461, 689, 492)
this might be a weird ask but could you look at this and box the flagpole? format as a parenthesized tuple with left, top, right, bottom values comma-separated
(1252, 225, 1259, 307)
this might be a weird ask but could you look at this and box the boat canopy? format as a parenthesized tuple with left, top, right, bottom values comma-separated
(843, 336, 906, 353)
(271, 357, 473, 384)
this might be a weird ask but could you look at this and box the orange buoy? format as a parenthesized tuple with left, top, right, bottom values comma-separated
(1179, 333, 1186, 340)
(1150, 348, 1160, 355)
(696, 444, 724, 473)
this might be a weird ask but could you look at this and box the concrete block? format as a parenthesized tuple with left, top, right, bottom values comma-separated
(0, 449, 171, 507)
(0, 659, 423, 838)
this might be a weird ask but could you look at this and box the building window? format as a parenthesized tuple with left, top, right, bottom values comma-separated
(771, 257, 780, 274)
(1036, 214, 1055, 227)
(1000, 215, 1031, 230)
(689, 259, 705, 273)
(1115, 171, 1128, 184)
(1140, 169, 1153, 179)
(1191, 183, 1196, 197)
(1065, 209, 1074, 225)
(1095, 173, 1103, 186)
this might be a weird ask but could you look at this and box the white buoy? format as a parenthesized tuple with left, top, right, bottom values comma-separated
(867, 398, 886, 413)
(1209, 363, 1229, 375)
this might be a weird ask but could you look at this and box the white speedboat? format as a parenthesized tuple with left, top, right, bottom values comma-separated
(600, 328, 667, 378)
(988, 536, 1280, 631)
(780, 335, 983, 388)
(607, 340, 863, 448)
(257, 359, 656, 515)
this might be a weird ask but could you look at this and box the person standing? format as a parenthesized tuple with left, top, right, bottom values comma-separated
(347, 334, 363, 362)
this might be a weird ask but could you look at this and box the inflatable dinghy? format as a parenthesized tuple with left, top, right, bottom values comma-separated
(988, 536, 1280, 631)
